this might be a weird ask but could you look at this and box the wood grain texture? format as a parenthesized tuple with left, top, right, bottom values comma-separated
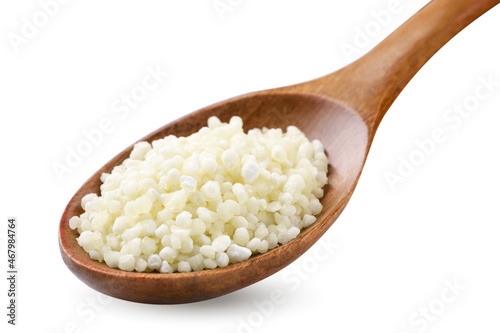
(278, 0, 500, 140)
(59, 0, 499, 304)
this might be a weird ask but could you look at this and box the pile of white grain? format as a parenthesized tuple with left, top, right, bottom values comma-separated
(70, 116, 328, 273)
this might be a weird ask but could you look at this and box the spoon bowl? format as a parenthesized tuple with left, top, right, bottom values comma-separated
(60, 93, 368, 303)
(59, 0, 499, 303)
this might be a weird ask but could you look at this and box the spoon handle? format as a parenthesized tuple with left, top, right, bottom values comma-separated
(316, 0, 499, 133)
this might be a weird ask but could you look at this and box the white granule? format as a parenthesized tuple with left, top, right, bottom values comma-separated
(70, 116, 328, 273)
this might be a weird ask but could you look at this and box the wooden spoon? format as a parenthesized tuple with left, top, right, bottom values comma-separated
(59, 0, 499, 304)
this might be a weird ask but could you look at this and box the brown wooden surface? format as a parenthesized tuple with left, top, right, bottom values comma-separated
(59, 0, 500, 304)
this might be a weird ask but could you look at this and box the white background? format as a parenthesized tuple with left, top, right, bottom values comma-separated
(1, 0, 500, 332)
